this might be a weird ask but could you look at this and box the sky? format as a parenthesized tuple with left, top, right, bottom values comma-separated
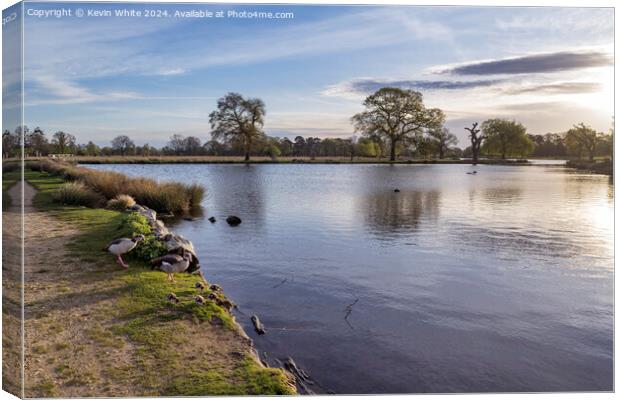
(3, 2, 615, 147)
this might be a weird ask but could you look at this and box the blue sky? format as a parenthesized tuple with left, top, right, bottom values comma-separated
(6, 2, 615, 146)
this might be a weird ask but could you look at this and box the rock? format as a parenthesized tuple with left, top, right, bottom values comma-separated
(226, 216, 242, 226)
(208, 216, 216, 223)
(251, 315, 266, 334)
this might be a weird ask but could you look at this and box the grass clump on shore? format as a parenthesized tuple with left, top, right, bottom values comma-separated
(53, 181, 105, 208)
(33, 159, 205, 213)
(106, 194, 136, 210)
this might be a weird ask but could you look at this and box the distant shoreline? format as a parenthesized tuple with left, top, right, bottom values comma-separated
(42, 156, 533, 165)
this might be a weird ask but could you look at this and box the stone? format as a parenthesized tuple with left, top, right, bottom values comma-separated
(226, 216, 242, 226)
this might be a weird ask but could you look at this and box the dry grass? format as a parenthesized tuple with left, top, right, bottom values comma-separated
(53, 182, 105, 208)
(33, 160, 205, 213)
(106, 194, 136, 211)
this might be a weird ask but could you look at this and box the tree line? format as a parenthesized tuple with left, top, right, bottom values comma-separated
(2, 87, 613, 161)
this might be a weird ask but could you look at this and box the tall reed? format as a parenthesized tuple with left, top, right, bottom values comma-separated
(35, 160, 205, 213)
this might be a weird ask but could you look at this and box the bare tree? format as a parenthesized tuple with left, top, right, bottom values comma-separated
(464, 122, 485, 165)
(111, 135, 135, 156)
(52, 131, 76, 154)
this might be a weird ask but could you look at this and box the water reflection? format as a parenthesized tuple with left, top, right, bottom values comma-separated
(202, 165, 266, 226)
(84, 163, 613, 393)
(360, 190, 440, 238)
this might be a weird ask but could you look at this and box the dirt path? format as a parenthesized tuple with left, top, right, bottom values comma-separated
(5, 181, 293, 397)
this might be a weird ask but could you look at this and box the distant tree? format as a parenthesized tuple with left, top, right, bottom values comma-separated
(279, 137, 293, 156)
(209, 92, 266, 162)
(307, 137, 321, 160)
(85, 141, 101, 156)
(184, 136, 202, 155)
(351, 87, 444, 161)
(2, 129, 20, 158)
(25, 127, 49, 156)
(481, 119, 532, 159)
(565, 123, 603, 162)
(293, 136, 306, 156)
(168, 134, 186, 155)
(52, 131, 76, 154)
(427, 127, 458, 159)
(111, 135, 135, 156)
(464, 122, 485, 165)
(203, 140, 225, 156)
(356, 137, 379, 157)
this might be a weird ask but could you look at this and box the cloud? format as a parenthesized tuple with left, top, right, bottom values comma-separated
(323, 78, 503, 97)
(26, 76, 216, 106)
(436, 50, 612, 75)
(504, 82, 602, 95)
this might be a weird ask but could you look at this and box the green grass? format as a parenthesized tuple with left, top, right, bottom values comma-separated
(23, 169, 295, 395)
(166, 357, 295, 396)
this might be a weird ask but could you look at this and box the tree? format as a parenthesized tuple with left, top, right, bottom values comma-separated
(26, 127, 49, 156)
(85, 141, 101, 156)
(184, 136, 202, 155)
(52, 131, 76, 154)
(428, 127, 458, 159)
(464, 122, 485, 165)
(351, 87, 444, 161)
(111, 135, 135, 156)
(481, 119, 532, 159)
(565, 123, 601, 162)
(293, 136, 306, 156)
(209, 92, 266, 162)
(168, 134, 186, 155)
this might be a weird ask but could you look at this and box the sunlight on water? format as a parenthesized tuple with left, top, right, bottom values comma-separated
(87, 163, 613, 393)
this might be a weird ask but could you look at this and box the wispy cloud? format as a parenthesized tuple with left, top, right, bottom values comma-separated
(504, 82, 601, 95)
(323, 77, 504, 98)
(435, 50, 612, 75)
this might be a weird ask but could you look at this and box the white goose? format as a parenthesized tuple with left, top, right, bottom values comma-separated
(153, 251, 192, 282)
(103, 235, 145, 268)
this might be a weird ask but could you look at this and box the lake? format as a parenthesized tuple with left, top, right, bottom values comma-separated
(85, 162, 613, 394)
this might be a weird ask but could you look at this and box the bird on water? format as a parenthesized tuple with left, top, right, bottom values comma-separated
(103, 235, 145, 268)
(152, 250, 192, 282)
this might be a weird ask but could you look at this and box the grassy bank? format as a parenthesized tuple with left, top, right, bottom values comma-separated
(21, 169, 295, 396)
(64, 155, 530, 165)
(31, 159, 204, 214)
(566, 159, 613, 176)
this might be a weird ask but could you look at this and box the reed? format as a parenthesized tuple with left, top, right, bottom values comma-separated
(36, 160, 205, 213)
(53, 182, 105, 208)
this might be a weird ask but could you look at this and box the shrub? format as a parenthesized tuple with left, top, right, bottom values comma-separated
(122, 212, 167, 261)
(53, 182, 105, 208)
(2, 161, 20, 172)
(106, 194, 136, 211)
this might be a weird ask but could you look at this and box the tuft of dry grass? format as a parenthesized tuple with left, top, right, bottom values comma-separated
(106, 194, 136, 211)
(34, 160, 205, 213)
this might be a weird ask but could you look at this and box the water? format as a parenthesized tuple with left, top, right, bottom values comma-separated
(86, 163, 613, 393)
